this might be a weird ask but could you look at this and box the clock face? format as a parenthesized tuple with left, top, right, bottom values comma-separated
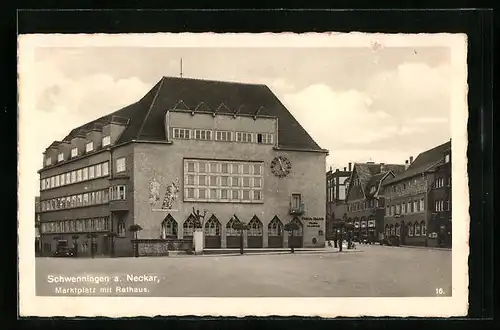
(270, 156, 292, 178)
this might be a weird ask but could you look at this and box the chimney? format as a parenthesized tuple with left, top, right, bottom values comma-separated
(380, 163, 385, 171)
(329, 166, 332, 172)
(336, 168, 340, 172)
(405, 160, 409, 170)
(343, 167, 346, 171)
(348, 162, 352, 171)
(409, 156, 414, 164)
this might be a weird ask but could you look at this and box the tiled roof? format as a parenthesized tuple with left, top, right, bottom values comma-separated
(62, 77, 325, 151)
(350, 163, 406, 198)
(383, 140, 451, 185)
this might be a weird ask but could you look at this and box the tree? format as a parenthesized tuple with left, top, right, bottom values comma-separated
(129, 224, 143, 257)
(107, 232, 118, 257)
(232, 221, 249, 255)
(284, 222, 300, 253)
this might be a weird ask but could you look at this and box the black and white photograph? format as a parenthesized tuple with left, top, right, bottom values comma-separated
(18, 33, 468, 317)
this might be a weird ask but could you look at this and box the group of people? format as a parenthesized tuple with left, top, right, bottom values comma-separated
(327, 231, 356, 251)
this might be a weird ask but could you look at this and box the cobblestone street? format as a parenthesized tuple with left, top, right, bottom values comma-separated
(36, 245, 452, 297)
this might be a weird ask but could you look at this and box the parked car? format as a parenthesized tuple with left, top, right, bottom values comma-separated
(53, 240, 74, 257)
(380, 235, 400, 246)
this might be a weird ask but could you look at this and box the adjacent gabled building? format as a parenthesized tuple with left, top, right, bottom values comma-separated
(38, 76, 328, 256)
(345, 162, 406, 242)
(325, 163, 351, 240)
(382, 140, 452, 247)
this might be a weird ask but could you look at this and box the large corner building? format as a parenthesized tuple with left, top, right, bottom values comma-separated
(38, 77, 328, 256)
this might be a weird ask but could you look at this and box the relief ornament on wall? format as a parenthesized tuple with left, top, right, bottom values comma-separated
(149, 177, 180, 211)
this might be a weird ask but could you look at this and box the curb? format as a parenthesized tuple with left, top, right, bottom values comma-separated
(372, 244, 451, 251)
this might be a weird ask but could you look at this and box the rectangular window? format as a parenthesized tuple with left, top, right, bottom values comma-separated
(55, 175, 60, 187)
(65, 173, 70, 184)
(386, 205, 390, 216)
(77, 169, 82, 182)
(116, 158, 125, 173)
(194, 129, 212, 140)
(407, 201, 411, 213)
(231, 190, 239, 200)
(221, 189, 229, 199)
(253, 190, 262, 201)
(71, 147, 78, 158)
(83, 193, 89, 205)
(242, 177, 251, 187)
(253, 177, 262, 187)
(50, 176, 55, 188)
(173, 128, 191, 139)
(445, 154, 450, 163)
(58, 153, 64, 162)
(187, 175, 195, 185)
(209, 175, 217, 186)
(41, 179, 46, 190)
(242, 190, 251, 200)
(45, 157, 52, 166)
(103, 189, 109, 203)
(220, 176, 229, 186)
(86, 142, 94, 152)
(199, 162, 207, 173)
(420, 198, 425, 211)
(215, 131, 231, 142)
(232, 177, 240, 187)
(414, 201, 418, 212)
(118, 186, 126, 200)
(198, 188, 206, 199)
(221, 163, 229, 174)
(90, 192, 96, 204)
(89, 166, 95, 179)
(102, 135, 111, 147)
(96, 163, 102, 177)
(102, 161, 109, 176)
(187, 162, 195, 172)
(96, 190, 102, 203)
(209, 188, 217, 200)
(198, 175, 207, 186)
(291, 194, 301, 209)
(77, 194, 83, 206)
(82, 167, 88, 181)
(187, 188, 195, 199)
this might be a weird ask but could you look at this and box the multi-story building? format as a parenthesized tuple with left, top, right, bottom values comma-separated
(382, 140, 452, 247)
(38, 76, 328, 256)
(35, 196, 41, 255)
(345, 162, 406, 242)
(325, 163, 351, 240)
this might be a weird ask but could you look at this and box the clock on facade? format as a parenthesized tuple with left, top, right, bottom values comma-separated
(270, 156, 292, 178)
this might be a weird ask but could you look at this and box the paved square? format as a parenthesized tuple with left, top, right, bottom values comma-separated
(36, 245, 452, 297)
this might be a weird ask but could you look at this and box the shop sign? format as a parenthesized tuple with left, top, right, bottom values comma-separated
(302, 217, 324, 221)
(306, 221, 321, 228)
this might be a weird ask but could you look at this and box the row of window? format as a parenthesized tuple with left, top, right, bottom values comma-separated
(385, 221, 427, 237)
(184, 188, 263, 202)
(41, 158, 126, 191)
(40, 185, 126, 212)
(161, 215, 295, 238)
(435, 200, 451, 212)
(185, 160, 263, 176)
(386, 198, 425, 216)
(172, 127, 274, 145)
(185, 174, 262, 188)
(40, 217, 110, 233)
(40, 161, 109, 190)
(45, 136, 112, 166)
(347, 199, 381, 212)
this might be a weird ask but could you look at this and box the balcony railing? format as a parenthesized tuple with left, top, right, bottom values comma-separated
(290, 202, 306, 215)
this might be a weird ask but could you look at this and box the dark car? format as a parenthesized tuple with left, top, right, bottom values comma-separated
(380, 235, 400, 246)
(53, 240, 74, 257)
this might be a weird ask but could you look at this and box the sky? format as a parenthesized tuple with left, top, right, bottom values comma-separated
(28, 45, 452, 194)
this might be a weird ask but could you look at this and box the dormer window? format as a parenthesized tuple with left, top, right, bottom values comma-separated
(45, 157, 52, 166)
(57, 153, 64, 162)
(102, 135, 111, 147)
(86, 142, 94, 153)
(445, 153, 450, 163)
(71, 147, 78, 158)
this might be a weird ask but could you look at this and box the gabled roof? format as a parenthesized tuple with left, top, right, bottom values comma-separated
(60, 76, 325, 152)
(383, 140, 451, 185)
(348, 163, 406, 199)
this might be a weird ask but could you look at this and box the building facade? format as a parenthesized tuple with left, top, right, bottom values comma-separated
(345, 162, 406, 242)
(382, 141, 452, 247)
(38, 77, 328, 256)
(325, 164, 351, 240)
(35, 196, 41, 256)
